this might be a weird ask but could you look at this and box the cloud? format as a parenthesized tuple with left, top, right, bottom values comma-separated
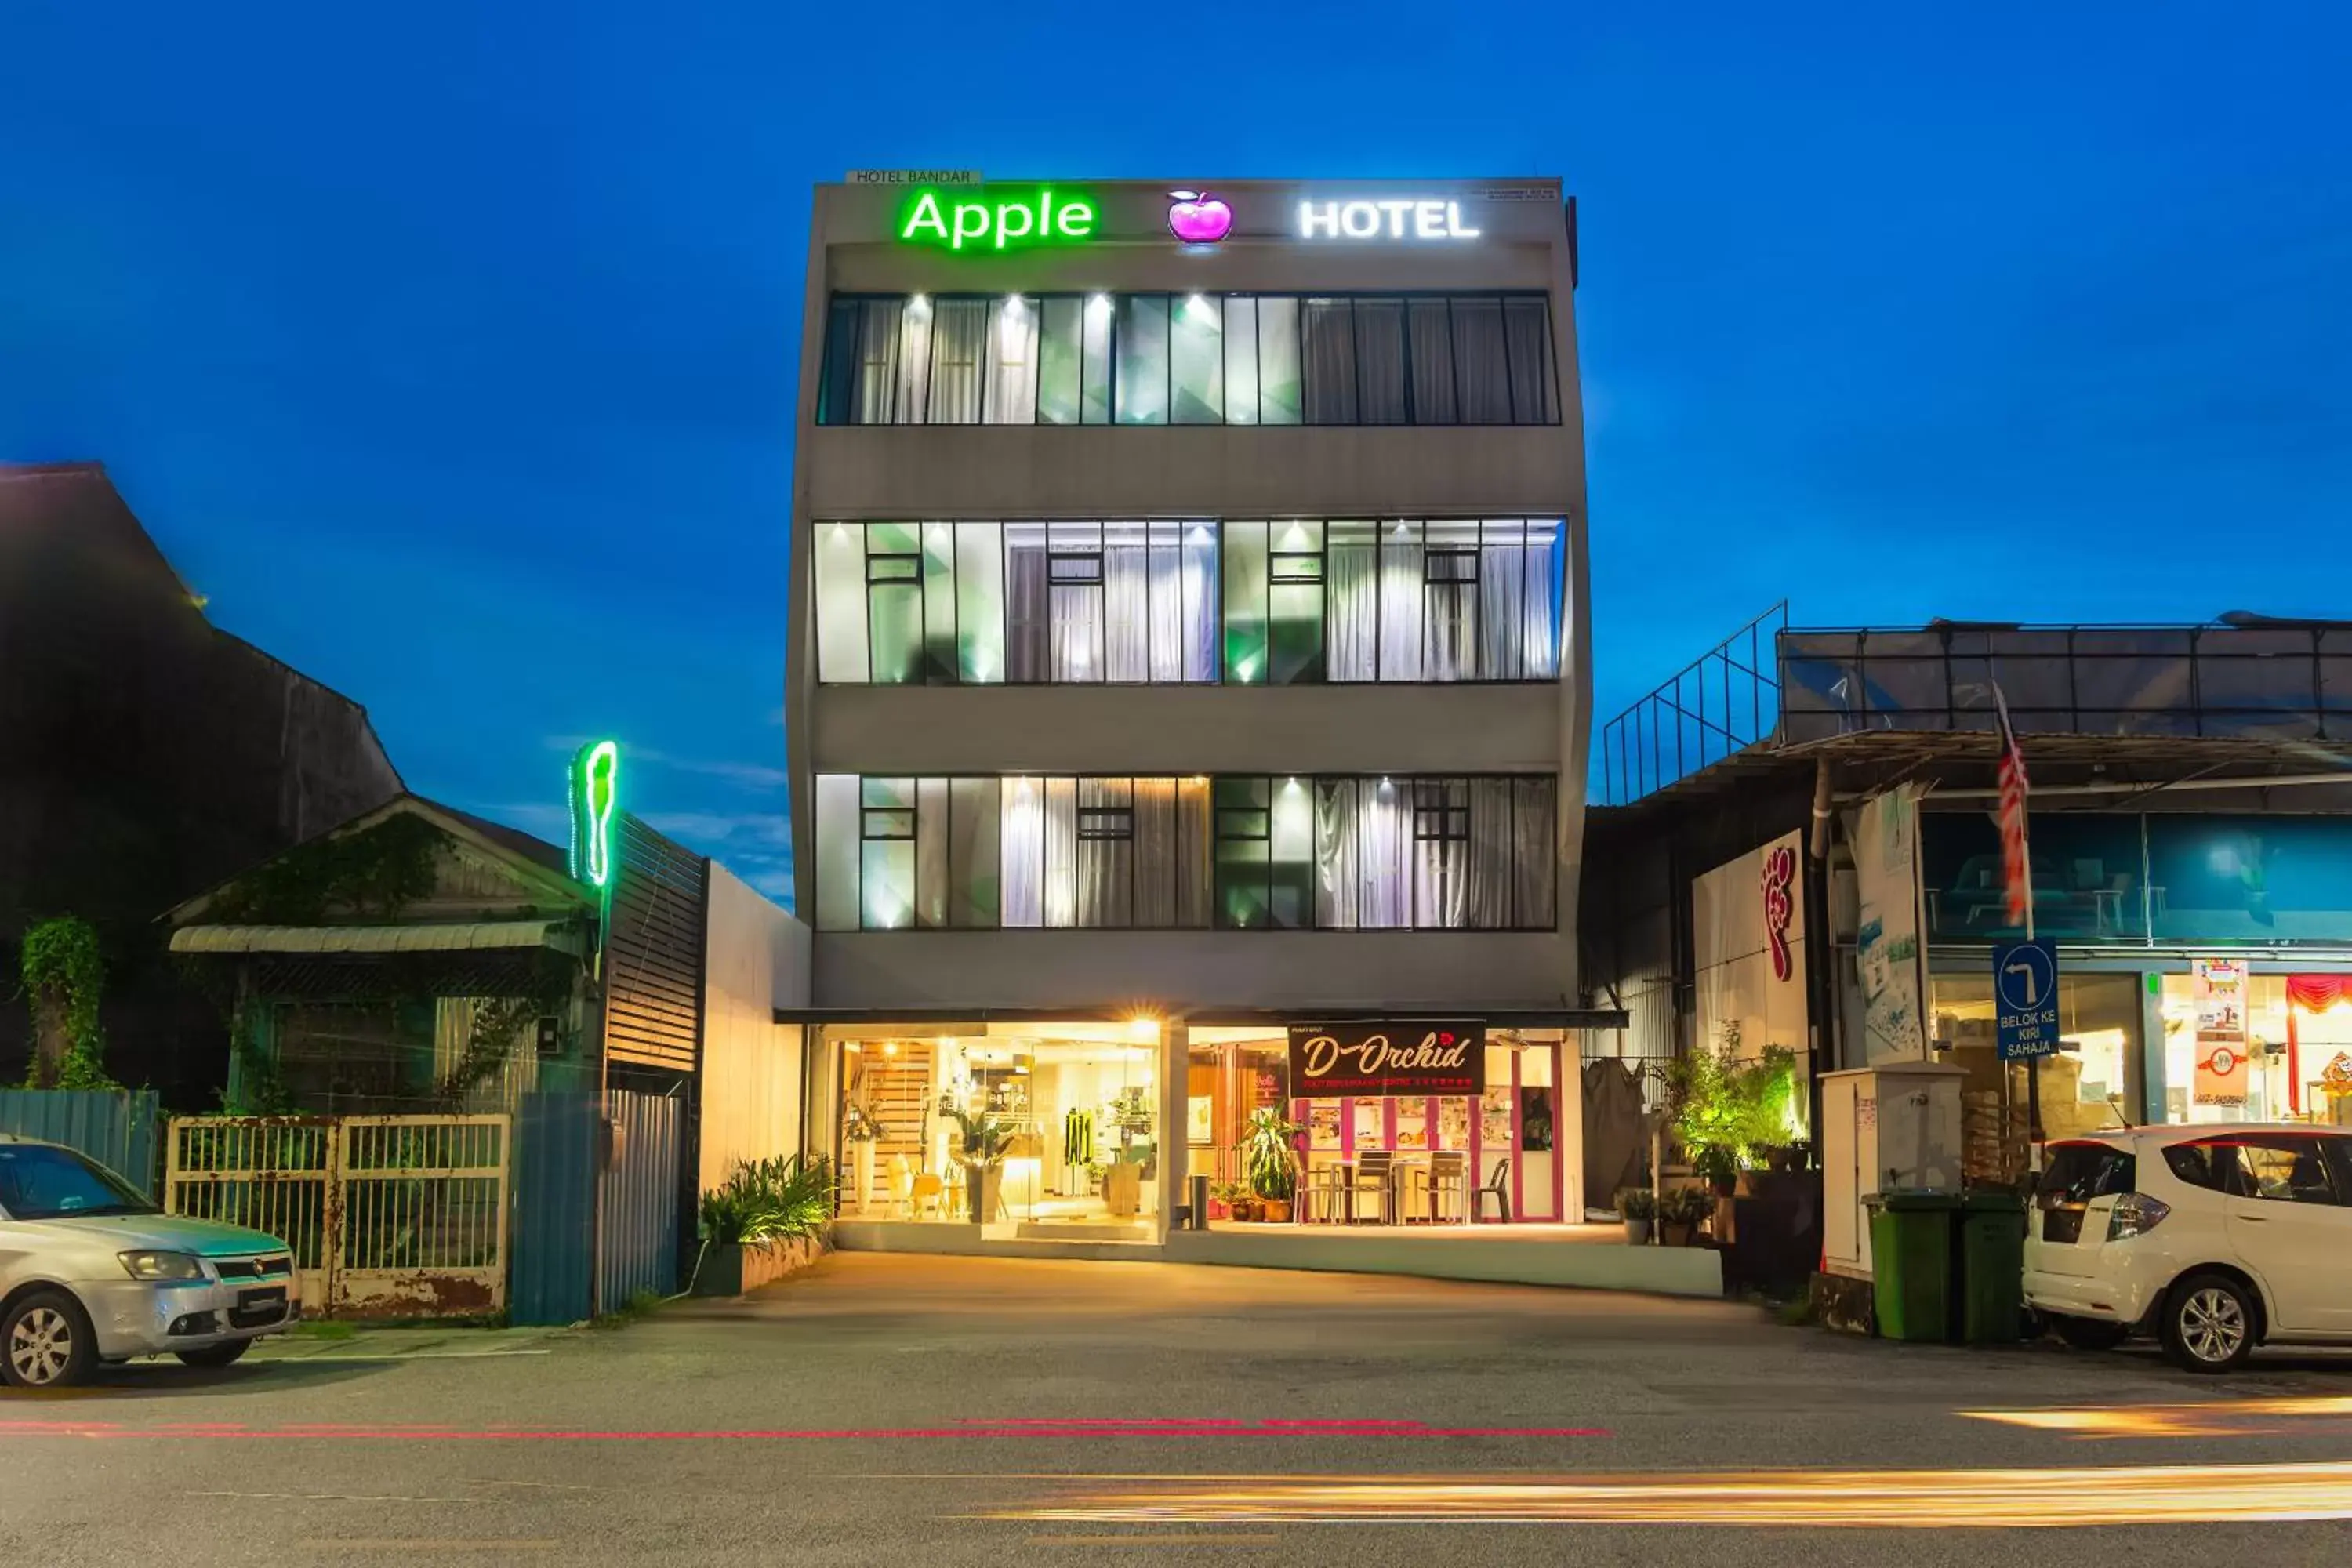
(540, 735, 787, 790)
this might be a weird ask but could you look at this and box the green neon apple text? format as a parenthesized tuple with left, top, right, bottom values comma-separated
(898, 187, 1098, 252)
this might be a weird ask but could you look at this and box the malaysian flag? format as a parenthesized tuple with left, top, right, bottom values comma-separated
(1994, 683, 2032, 931)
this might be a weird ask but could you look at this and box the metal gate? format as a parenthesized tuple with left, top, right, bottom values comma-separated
(164, 1115, 510, 1319)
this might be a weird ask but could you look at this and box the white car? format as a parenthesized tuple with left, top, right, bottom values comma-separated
(2025, 1123, 2352, 1372)
(1, 1135, 300, 1388)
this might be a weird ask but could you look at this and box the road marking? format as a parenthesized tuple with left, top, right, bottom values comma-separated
(1030, 1535, 1281, 1545)
(0, 1416, 1608, 1443)
(991, 1460, 2352, 1527)
(294, 1541, 557, 1552)
(191, 1491, 487, 1504)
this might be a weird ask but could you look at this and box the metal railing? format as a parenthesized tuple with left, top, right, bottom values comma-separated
(1596, 602, 1787, 804)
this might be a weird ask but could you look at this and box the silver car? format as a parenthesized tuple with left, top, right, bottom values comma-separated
(0, 1134, 301, 1388)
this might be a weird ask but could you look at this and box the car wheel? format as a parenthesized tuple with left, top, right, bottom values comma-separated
(173, 1341, 253, 1369)
(2052, 1315, 2131, 1352)
(2, 1290, 99, 1389)
(2162, 1272, 2257, 1373)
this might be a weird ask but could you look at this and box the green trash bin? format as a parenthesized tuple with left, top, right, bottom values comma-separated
(1867, 1191, 1960, 1342)
(1958, 1189, 2028, 1345)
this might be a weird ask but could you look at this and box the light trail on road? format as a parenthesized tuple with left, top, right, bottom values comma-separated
(1962, 1396, 2352, 1440)
(993, 1460, 2352, 1527)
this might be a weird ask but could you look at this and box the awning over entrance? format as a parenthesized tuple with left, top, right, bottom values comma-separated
(170, 920, 586, 957)
(775, 1005, 1630, 1029)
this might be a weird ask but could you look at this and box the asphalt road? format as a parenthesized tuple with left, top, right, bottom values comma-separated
(6, 1253, 2352, 1566)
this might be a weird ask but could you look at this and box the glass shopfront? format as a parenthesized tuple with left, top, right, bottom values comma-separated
(1186, 1027, 1566, 1225)
(833, 1022, 1161, 1230)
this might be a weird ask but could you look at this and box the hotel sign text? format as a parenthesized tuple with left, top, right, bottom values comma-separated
(1298, 198, 1482, 241)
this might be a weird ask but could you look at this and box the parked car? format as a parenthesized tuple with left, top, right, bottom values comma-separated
(2024, 1123, 2352, 1372)
(0, 1134, 300, 1388)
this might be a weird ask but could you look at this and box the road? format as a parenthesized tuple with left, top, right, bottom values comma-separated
(5, 1252, 2352, 1565)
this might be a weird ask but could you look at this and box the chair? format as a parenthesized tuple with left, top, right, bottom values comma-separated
(909, 1171, 946, 1221)
(1348, 1151, 1397, 1225)
(1474, 1159, 1512, 1222)
(1423, 1151, 1470, 1224)
(887, 1155, 916, 1219)
(1296, 1155, 1344, 1225)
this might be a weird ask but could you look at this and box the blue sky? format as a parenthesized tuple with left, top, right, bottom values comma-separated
(5, 1, 2346, 906)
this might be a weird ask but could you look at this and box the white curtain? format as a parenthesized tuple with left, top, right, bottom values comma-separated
(1001, 778, 1044, 927)
(1480, 526, 1529, 681)
(1175, 776, 1212, 925)
(1353, 299, 1408, 423)
(1106, 523, 1150, 681)
(1301, 299, 1356, 423)
(1379, 522, 1423, 680)
(1076, 779, 1131, 927)
(1004, 527, 1049, 682)
(855, 300, 902, 424)
(915, 779, 949, 927)
(1043, 778, 1078, 927)
(1181, 523, 1218, 681)
(1143, 526, 1181, 683)
(1326, 530, 1378, 680)
(1134, 778, 1177, 927)
(1314, 780, 1360, 927)
(1468, 778, 1515, 928)
(1451, 298, 1511, 423)
(1512, 777, 1556, 927)
(947, 777, 1000, 927)
(1525, 521, 1563, 679)
(927, 299, 985, 423)
(1360, 779, 1410, 927)
(1412, 780, 1467, 929)
(893, 300, 930, 424)
(982, 296, 1039, 423)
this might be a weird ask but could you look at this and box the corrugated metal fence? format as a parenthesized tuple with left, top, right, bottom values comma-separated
(510, 1091, 597, 1326)
(0, 1089, 162, 1196)
(599, 1087, 683, 1310)
(507, 1087, 685, 1325)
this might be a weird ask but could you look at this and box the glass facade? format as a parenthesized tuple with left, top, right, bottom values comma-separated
(815, 773, 1558, 933)
(819, 292, 1559, 427)
(817, 518, 1563, 686)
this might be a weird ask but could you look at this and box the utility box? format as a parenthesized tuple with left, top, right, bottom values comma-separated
(1820, 1062, 1965, 1279)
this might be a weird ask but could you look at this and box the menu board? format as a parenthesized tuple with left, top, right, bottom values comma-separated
(1394, 1102, 1429, 1151)
(1306, 1101, 1341, 1150)
(1480, 1084, 1513, 1147)
(1437, 1098, 1471, 1149)
(1353, 1098, 1385, 1149)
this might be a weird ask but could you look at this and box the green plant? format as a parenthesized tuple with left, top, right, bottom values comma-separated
(698, 1152, 837, 1247)
(1240, 1106, 1302, 1201)
(1666, 1033, 1801, 1171)
(842, 1103, 884, 1142)
(1618, 1187, 1657, 1221)
(436, 993, 563, 1106)
(1692, 1144, 1740, 1189)
(1659, 1187, 1714, 1225)
(19, 916, 114, 1090)
(208, 811, 445, 924)
(944, 1108, 1015, 1169)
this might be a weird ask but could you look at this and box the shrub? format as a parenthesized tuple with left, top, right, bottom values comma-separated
(699, 1152, 835, 1246)
(1618, 1187, 1657, 1220)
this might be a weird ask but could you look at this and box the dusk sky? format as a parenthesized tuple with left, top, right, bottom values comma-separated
(6, 1, 2344, 906)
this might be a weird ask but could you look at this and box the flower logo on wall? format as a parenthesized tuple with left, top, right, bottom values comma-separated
(1167, 190, 1233, 244)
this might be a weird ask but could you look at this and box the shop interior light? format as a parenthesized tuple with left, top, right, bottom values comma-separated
(909, 292, 930, 314)
(881, 1041, 897, 1057)
(1126, 1017, 1160, 1042)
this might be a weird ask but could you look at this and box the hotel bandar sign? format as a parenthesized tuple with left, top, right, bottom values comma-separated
(1287, 1021, 1486, 1098)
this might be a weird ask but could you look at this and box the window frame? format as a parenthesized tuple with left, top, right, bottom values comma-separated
(818, 773, 1560, 935)
(815, 291, 1563, 429)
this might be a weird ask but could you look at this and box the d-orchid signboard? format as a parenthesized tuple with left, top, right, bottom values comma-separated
(1287, 1021, 1486, 1098)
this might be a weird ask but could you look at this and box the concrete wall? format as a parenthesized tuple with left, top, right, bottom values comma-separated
(815, 930, 1577, 1013)
(697, 863, 813, 1190)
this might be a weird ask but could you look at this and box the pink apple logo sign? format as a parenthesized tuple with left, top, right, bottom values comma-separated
(1167, 190, 1232, 244)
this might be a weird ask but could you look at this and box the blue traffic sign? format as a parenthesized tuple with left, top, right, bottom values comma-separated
(1994, 939, 2060, 1061)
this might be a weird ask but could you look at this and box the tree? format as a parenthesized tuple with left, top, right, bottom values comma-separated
(20, 916, 115, 1090)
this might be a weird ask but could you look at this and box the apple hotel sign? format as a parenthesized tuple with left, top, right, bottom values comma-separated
(893, 184, 1483, 251)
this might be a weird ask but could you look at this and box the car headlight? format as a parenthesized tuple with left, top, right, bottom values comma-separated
(118, 1250, 207, 1282)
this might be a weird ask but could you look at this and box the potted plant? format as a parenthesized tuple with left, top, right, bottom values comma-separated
(842, 1102, 884, 1212)
(1692, 1144, 1740, 1198)
(1618, 1186, 1657, 1245)
(694, 1153, 836, 1294)
(945, 1108, 1015, 1221)
(1240, 1106, 1302, 1223)
(1658, 1186, 1713, 1247)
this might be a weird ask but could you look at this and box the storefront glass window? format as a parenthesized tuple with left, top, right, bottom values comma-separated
(1920, 812, 2148, 942)
(819, 292, 1557, 427)
(1930, 970, 2140, 1179)
(836, 1025, 1159, 1228)
(2147, 816, 2352, 944)
(822, 773, 1550, 933)
(2155, 972, 2296, 1124)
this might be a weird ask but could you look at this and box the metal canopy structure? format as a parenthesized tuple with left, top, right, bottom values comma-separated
(170, 920, 586, 956)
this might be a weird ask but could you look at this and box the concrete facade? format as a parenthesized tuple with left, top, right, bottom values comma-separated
(786, 176, 1592, 1014)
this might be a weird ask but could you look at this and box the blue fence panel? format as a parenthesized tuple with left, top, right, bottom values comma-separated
(599, 1088, 683, 1312)
(510, 1091, 597, 1327)
(0, 1089, 162, 1197)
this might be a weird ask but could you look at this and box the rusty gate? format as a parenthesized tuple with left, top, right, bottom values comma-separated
(163, 1115, 510, 1319)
